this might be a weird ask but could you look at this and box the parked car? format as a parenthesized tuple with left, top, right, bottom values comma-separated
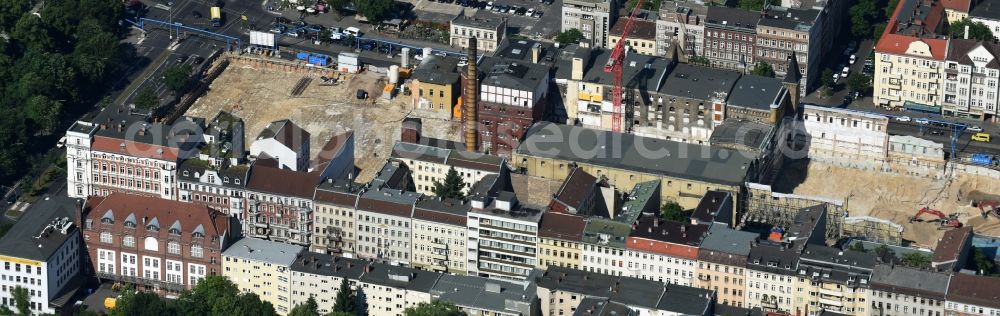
(968, 125, 984, 132)
(532, 10, 543, 17)
(916, 118, 930, 124)
(929, 130, 945, 136)
(527, 8, 535, 15)
(972, 133, 991, 142)
(515, 7, 527, 15)
(485, 1, 493, 9)
(508, 5, 518, 13)
(275, 17, 291, 24)
(849, 54, 856, 64)
(306, 24, 323, 32)
(434, 51, 447, 57)
(841, 66, 850, 78)
(932, 121, 948, 127)
(832, 72, 840, 82)
(895, 116, 911, 122)
(457, 60, 468, 66)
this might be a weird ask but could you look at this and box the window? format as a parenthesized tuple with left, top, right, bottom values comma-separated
(100, 231, 112, 244)
(168, 241, 181, 255)
(191, 244, 204, 258)
(123, 235, 135, 247)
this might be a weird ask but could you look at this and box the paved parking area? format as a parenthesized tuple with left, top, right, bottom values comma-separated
(401, 0, 562, 38)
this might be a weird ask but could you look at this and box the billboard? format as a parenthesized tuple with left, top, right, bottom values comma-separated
(249, 31, 276, 47)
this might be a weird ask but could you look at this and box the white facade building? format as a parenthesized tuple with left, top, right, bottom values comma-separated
(466, 192, 542, 281)
(800, 105, 889, 170)
(942, 39, 1000, 120)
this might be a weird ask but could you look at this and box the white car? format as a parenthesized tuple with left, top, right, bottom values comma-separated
(485, 1, 493, 9)
(895, 116, 911, 122)
(832, 73, 840, 81)
(968, 125, 984, 132)
(849, 54, 856, 64)
(457, 60, 468, 66)
(508, 6, 518, 13)
(916, 118, 930, 124)
(527, 8, 535, 15)
(841, 66, 850, 78)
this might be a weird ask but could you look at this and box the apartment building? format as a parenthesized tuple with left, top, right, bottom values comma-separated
(945, 273, 1000, 316)
(703, 6, 759, 71)
(391, 141, 506, 196)
(608, 19, 658, 56)
(941, 39, 1000, 120)
(536, 211, 586, 270)
(654, 64, 741, 143)
(411, 198, 469, 274)
(793, 246, 873, 315)
(580, 218, 630, 276)
(535, 266, 714, 316)
(476, 56, 550, 157)
(311, 178, 360, 255)
(561, 0, 618, 47)
(932, 226, 973, 272)
(84, 193, 232, 295)
(874, 0, 948, 112)
(745, 206, 826, 313)
(410, 56, 462, 118)
(288, 254, 367, 314)
(221, 238, 304, 315)
(358, 264, 441, 316)
(696, 224, 755, 307)
(625, 214, 707, 286)
(656, 0, 707, 57)
(450, 15, 506, 52)
(0, 197, 81, 314)
(430, 274, 538, 316)
(249, 120, 310, 172)
(466, 191, 544, 281)
(65, 110, 201, 200)
(354, 186, 419, 265)
(244, 159, 320, 246)
(869, 264, 949, 316)
(723, 74, 787, 124)
(800, 105, 890, 170)
(755, 8, 818, 93)
(176, 112, 249, 219)
(513, 122, 752, 209)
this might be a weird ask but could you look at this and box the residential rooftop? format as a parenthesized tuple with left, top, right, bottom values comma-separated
(431, 274, 537, 315)
(223, 237, 304, 266)
(609, 19, 657, 41)
(411, 56, 461, 85)
(758, 7, 820, 31)
(616, 180, 660, 224)
(699, 224, 757, 256)
(870, 264, 951, 299)
(516, 122, 753, 186)
(947, 273, 1000, 309)
(360, 262, 442, 292)
(727, 74, 785, 111)
(0, 196, 79, 262)
(629, 214, 710, 247)
(451, 14, 505, 30)
(289, 252, 368, 279)
(705, 6, 759, 30)
(494, 39, 559, 65)
(554, 47, 671, 93)
(478, 56, 549, 92)
(538, 212, 587, 241)
(659, 63, 741, 101)
(709, 120, 775, 153)
(582, 218, 631, 248)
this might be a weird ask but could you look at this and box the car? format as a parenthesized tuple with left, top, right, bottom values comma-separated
(532, 10, 543, 17)
(841, 66, 850, 78)
(527, 8, 535, 15)
(286, 31, 300, 37)
(916, 118, 930, 124)
(895, 116, 911, 122)
(849, 54, 856, 65)
(929, 130, 945, 136)
(275, 17, 291, 24)
(832, 72, 840, 81)
(192, 11, 202, 18)
(457, 60, 468, 66)
(493, 5, 503, 12)
(414, 54, 424, 61)
(292, 20, 306, 27)
(508, 6, 518, 13)
(459, 55, 468, 61)
(972, 133, 992, 142)
(516, 7, 527, 15)
(434, 51, 447, 57)
(306, 24, 323, 32)
(485, 1, 494, 9)
(270, 25, 285, 33)
(968, 125, 984, 132)
(932, 121, 948, 127)
(330, 27, 342, 33)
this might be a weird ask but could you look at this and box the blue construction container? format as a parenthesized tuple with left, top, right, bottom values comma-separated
(971, 153, 996, 166)
(308, 55, 327, 66)
(296, 52, 309, 60)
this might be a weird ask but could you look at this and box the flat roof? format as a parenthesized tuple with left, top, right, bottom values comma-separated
(699, 224, 756, 256)
(0, 196, 79, 262)
(431, 274, 536, 313)
(223, 237, 304, 266)
(360, 262, 441, 292)
(709, 119, 774, 152)
(582, 218, 631, 248)
(727, 74, 784, 111)
(516, 122, 753, 186)
(290, 252, 368, 279)
(658, 63, 741, 101)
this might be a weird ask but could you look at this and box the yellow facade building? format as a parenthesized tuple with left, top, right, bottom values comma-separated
(222, 238, 304, 315)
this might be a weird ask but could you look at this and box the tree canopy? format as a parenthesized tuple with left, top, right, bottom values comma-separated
(333, 278, 359, 314)
(847, 73, 871, 94)
(751, 62, 775, 77)
(12, 286, 29, 316)
(432, 167, 466, 200)
(403, 300, 463, 316)
(111, 276, 277, 316)
(162, 64, 193, 95)
(356, 0, 394, 23)
(900, 252, 931, 268)
(289, 297, 320, 316)
(132, 86, 159, 110)
(555, 29, 585, 45)
(660, 201, 689, 222)
(949, 18, 995, 41)
(737, 0, 779, 11)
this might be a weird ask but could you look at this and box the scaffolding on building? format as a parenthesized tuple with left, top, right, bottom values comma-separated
(843, 216, 904, 246)
(742, 182, 845, 243)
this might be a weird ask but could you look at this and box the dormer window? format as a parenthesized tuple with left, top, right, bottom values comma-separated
(224, 177, 230, 183)
(183, 170, 189, 176)
(147, 224, 159, 232)
(169, 228, 181, 235)
(124, 220, 136, 228)
(234, 178, 241, 185)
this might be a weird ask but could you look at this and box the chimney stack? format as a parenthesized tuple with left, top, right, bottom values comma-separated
(464, 37, 479, 152)
(532, 44, 541, 64)
(572, 57, 584, 81)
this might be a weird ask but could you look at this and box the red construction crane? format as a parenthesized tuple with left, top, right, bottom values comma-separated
(910, 207, 963, 229)
(604, 0, 645, 133)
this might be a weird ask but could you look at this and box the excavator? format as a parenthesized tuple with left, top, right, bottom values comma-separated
(972, 200, 1000, 219)
(909, 207, 963, 229)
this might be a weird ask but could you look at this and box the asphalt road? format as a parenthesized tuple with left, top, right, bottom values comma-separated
(888, 120, 1000, 156)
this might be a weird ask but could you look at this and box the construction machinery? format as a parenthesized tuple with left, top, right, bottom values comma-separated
(909, 207, 963, 229)
(972, 200, 1000, 219)
(603, 0, 645, 133)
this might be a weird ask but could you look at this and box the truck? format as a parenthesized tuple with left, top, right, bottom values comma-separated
(210, 6, 222, 27)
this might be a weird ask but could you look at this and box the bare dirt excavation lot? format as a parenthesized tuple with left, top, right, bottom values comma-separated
(789, 162, 1000, 247)
(186, 59, 462, 183)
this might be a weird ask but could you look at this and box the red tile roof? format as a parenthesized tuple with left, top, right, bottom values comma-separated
(246, 159, 322, 199)
(941, 0, 971, 13)
(85, 193, 230, 243)
(875, 0, 949, 60)
(947, 273, 1000, 308)
(932, 226, 972, 264)
(92, 136, 180, 161)
(538, 212, 586, 240)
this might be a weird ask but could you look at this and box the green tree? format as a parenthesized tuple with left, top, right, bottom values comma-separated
(327, 312, 353, 316)
(319, 29, 332, 43)
(847, 73, 871, 94)
(555, 29, 585, 45)
(432, 167, 466, 200)
(660, 201, 688, 222)
(873, 23, 887, 42)
(885, 0, 900, 17)
(750, 62, 775, 77)
(289, 297, 320, 316)
(403, 300, 463, 316)
(972, 247, 997, 275)
(356, 0, 394, 23)
(848, 241, 866, 252)
(333, 278, 358, 314)
(738, 0, 779, 11)
(901, 252, 932, 268)
(949, 18, 995, 41)
(821, 68, 835, 88)
(132, 86, 159, 110)
(25, 95, 62, 135)
(0, 0, 31, 31)
(689, 55, 710, 66)
(162, 64, 193, 95)
(849, 0, 877, 38)
(109, 291, 177, 316)
(12, 286, 29, 316)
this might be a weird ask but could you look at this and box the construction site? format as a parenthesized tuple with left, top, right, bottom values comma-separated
(781, 160, 1000, 248)
(185, 54, 463, 183)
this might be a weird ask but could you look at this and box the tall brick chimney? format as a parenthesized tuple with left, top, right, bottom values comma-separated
(464, 37, 479, 152)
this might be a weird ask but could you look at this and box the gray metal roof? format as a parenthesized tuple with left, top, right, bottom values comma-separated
(870, 264, 951, 296)
(709, 119, 775, 153)
(554, 47, 672, 92)
(360, 262, 441, 292)
(700, 224, 757, 256)
(451, 14, 505, 30)
(411, 56, 462, 85)
(478, 56, 549, 92)
(758, 7, 820, 31)
(705, 6, 759, 30)
(289, 252, 368, 279)
(655, 283, 713, 315)
(0, 196, 79, 262)
(222, 237, 304, 266)
(516, 122, 753, 186)
(431, 274, 536, 314)
(971, 1, 1000, 19)
(659, 64, 740, 101)
(728, 74, 784, 111)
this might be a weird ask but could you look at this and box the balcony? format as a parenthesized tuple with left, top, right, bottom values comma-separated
(818, 288, 843, 297)
(818, 297, 843, 307)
